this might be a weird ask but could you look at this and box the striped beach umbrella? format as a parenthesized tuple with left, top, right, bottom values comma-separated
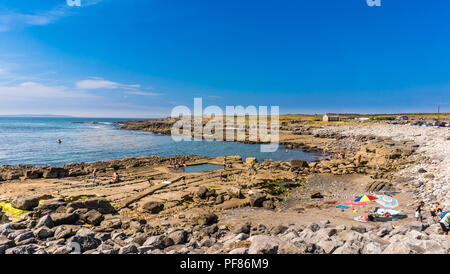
(440, 211, 450, 220)
(354, 195, 378, 202)
(375, 195, 399, 209)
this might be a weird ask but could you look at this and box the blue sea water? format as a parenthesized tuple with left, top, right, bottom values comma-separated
(0, 117, 325, 166)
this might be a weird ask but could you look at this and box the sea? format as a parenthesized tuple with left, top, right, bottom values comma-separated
(0, 117, 325, 166)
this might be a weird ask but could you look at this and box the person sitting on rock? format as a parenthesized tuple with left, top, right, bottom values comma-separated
(109, 172, 121, 184)
(431, 202, 443, 222)
(440, 212, 450, 235)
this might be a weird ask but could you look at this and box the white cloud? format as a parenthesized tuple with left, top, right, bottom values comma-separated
(0, 1, 104, 32)
(76, 78, 140, 90)
(126, 91, 163, 96)
(0, 7, 68, 32)
(0, 81, 96, 99)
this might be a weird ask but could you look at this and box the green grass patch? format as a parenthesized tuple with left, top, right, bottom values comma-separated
(0, 202, 31, 219)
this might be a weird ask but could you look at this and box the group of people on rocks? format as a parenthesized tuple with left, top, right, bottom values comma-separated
(170, 160, 187, 172)
(416, 201, 449, 235)
(91, 168, 121, 184)
(223, 157, 232, 170)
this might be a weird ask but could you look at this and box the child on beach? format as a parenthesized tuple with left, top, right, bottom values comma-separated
(415, 201, 425, 222)
(430, 202, 443, 222)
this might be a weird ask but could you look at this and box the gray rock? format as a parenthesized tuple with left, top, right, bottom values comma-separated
(270, 225, 288, 235)
(68, 236, 101, 252)
(316, 240, 342, 254)
(248, 235, 279, 254)
(95, 232, 111, 242)
(409, 221, 425, 232)
(50, 213, 78, 226)
(5, 244, 37, 254)
(249, 192, 266, 207)
(80, 209, 104, 226)
(14, 231, 34, 243)
(229, 247, 248, 254)
(333, 242, 362, 254)
(119, 244, 139, 254)
(227, 187, 241, 199)
(233, 222, 251, 234)
(0, 223, 14, 235)
(168, 230, 188, 245)
(142, 235, 166, 249)
(142, 201, 164, 214)
(10, 196, 39, 211)
(75, 227, 95, 238)
(362, 242, 382, 254)
(33, 227, 53, 239)
(190, 211, 218, 226)
(36, 215, 54, 228)
(307, 223, 320, 232)
(54, 226, 74, 239)
(382, 242, 411, 254)
(350, 225, 366, 233)
(68, 197, 115, 214)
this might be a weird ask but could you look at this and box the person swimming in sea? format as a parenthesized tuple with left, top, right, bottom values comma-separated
(56, 139, 62, 144)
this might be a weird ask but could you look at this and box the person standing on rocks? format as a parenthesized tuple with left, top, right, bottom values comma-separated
(415, 201, 425, 222)
(92, 169, 97, 183)
(355, 154, 361, 166)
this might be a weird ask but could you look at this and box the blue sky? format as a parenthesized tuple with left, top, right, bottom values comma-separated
(0, 0, 449, 117)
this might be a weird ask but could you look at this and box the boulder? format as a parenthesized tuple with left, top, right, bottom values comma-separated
(409, 221, 425, 232)
(50, 213, 78, 226)
(362, 242, 382, 254)
(227, 187, 241, 199)
(248, 235, 279, 254)
(248, 191, 266, 207)
(80, 209, 104, 226)
(0, 212, 10, 224)
(190, 211, 218, 226)
(33, 227, 53, 239)
(167, 230, 188, 245)
(290, 159, 309, 169)
(233, 222, 251, 234)
(68, 197, 115, 214)
(42, 167, 69, 178)
(69, 236, 101, 252)
(142, 201, 164, 214)
(142, 235, 166, 250)
(119, 244, 139, 254)
(316, 240, 342, 254)
(10, 196, 39, 210)
(36, 215, 54, 228)
(54, 226, 74, 239)
(382, 242, 411, 254)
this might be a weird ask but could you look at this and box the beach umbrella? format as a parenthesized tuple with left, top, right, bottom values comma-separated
(439, 211, 450, 220)
(375, 195, 399, 208)
(354, 195, 378, 202)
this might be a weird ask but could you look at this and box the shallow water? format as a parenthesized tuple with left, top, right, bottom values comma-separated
(172, 164, 223, 173)
(0, 117, 325, 166)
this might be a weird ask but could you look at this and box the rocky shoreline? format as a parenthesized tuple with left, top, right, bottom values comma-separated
(1, 119, 449, 254)
(1, 197, 448, 254)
